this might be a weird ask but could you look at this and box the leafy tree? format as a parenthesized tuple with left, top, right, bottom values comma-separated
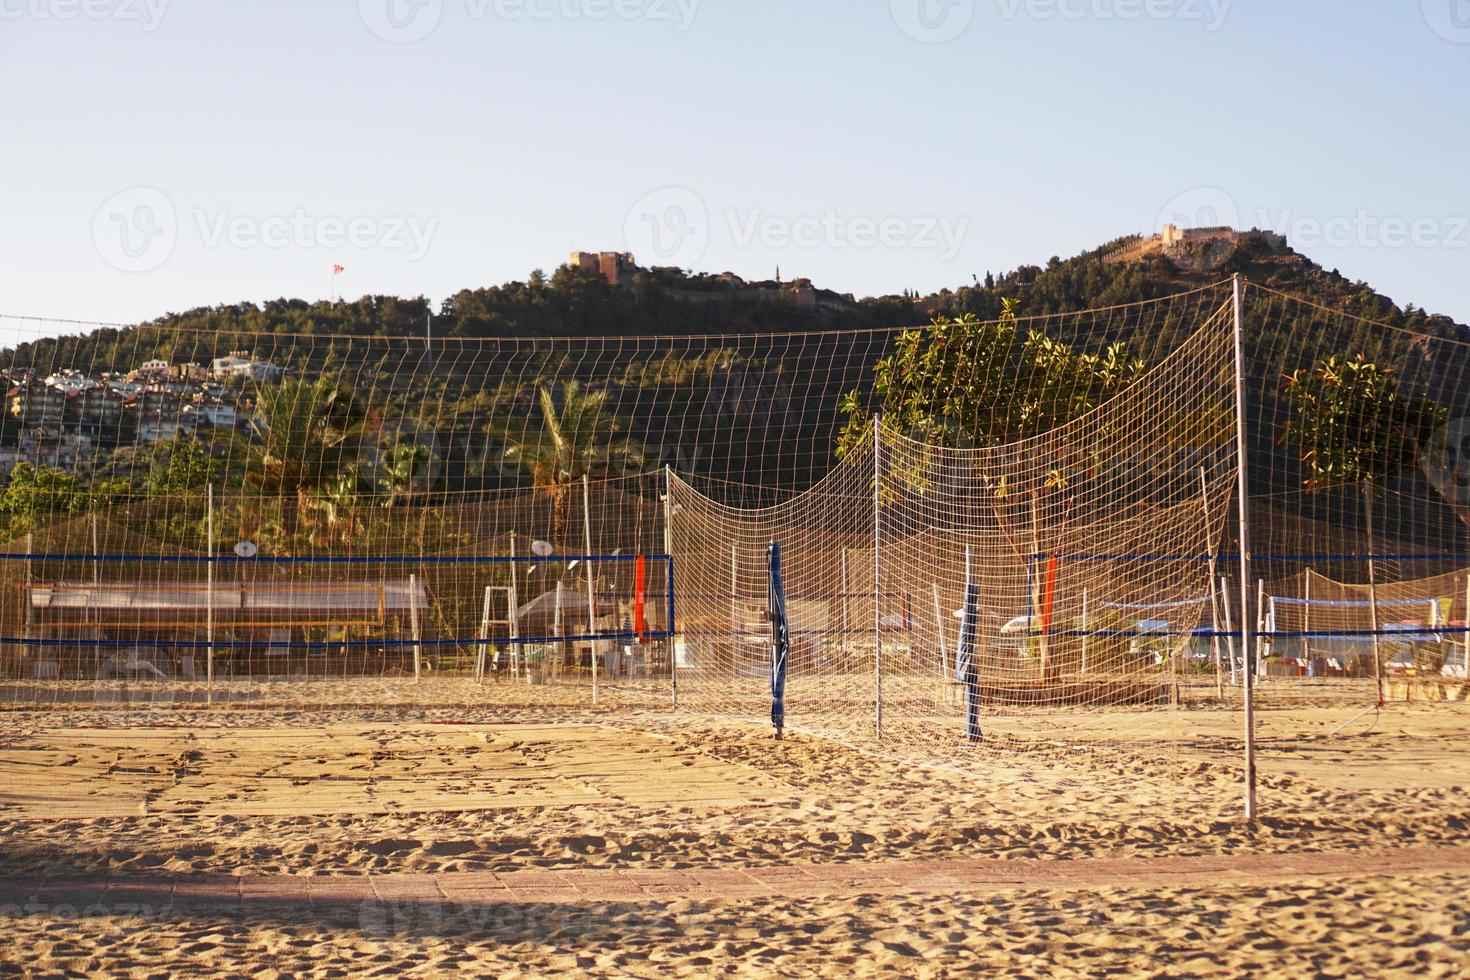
(377, 441, 437, 508)
(836, 299, 1147, 458)
(837, 300, 1152, 684)
(244, 376, 368, 534)
(1282, 354, 1461, 523)
(499, 381, 645, 543)
(0, 463, 127, 537)
(144, 436, 225, 496)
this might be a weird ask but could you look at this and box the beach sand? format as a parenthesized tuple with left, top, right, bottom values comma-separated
(1, 682, 1467, 975)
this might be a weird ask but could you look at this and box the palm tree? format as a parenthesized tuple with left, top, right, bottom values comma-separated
(500, 381, 645, 544)
(378, 441, 437, 508)
(244, 376, 368, 536)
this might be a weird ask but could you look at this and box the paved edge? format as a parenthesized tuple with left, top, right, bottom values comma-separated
(1, 846, 1467, 912)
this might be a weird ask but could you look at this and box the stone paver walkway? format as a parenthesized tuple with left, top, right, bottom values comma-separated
(2, 846, 1466, 913)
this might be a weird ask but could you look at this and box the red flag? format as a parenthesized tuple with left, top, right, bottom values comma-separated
(332, 264, 345, 275)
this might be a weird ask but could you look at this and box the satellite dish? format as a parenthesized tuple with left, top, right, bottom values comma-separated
(233, 541, 258, 559)
(531, 540, 554, 557)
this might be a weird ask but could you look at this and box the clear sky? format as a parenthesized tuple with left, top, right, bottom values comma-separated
(1, 0, 1467, 339)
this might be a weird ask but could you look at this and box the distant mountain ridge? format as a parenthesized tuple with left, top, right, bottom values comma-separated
(11, 227, 1463, 351)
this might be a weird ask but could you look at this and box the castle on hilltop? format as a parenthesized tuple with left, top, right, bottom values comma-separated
(1101, 225, 1286, 266)
(567, 251, 639, 286)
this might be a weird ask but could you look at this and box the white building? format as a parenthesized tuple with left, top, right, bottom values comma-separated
(210, 352, 284, 382)
(188, 400, 238, 429)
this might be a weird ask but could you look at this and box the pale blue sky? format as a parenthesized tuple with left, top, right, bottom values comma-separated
(1, 0, 1467, 337)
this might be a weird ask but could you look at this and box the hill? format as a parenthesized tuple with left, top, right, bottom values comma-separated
(1, 231, 1467, 560)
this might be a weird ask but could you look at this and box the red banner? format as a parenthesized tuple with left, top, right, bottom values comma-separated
(634, 555, 648, 642)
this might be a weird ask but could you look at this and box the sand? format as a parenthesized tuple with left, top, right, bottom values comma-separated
(0, 685, 1467, 975)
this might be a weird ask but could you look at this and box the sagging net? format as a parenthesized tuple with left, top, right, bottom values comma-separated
(1240, 285, 1470, 714)
(671, 290, 1239, 760)
(1263, 567, 1470, 682)
(2, 274, 1468, 736)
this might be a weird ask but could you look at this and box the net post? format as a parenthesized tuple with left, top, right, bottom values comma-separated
(1257, 578, 1268, 671)
(90, 511, 100, 589)
(840, 548, 850, 636)
(508, 531, 521, 682)
(730, 543, 739, 646)
(476, 585, 493, 684)
(932, 581, 947, 676)
(409, 573, 422, 683)
(1362, 481, 1385, 705)
(964, 544, 973, 679)
(872, 413, 883, 740)
(1198, 466, 1222, 697)
(583, 473, 598, 706)
(1219, 575, 1237, 686)
(1304, 568, 1312, 666)
(206, 483, 215, 702)
(1081, 586, 1090, 675)
(23, 531, 32, 672)
(1232, 273, 1258, 821)
(664, 464, 677, 708)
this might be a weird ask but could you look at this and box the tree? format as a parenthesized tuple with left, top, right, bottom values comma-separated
(0, 463, 127, 538)
(1282, 353, 1462, 523)
(836, 299, 1147, 457)
(144, 436, 225, 496)
(837, 300, 1151, 685)
(377, 441, 437, 508)
(244, 376, 368, 534)
(499, 381, 645, 544)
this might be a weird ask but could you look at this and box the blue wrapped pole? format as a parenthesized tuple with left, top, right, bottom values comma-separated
(955, 581, 982, 742)
(768, 540, 790, 739)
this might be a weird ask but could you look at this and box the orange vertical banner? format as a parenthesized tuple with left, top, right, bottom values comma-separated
(634, 555, 648, 642)
(1040, 555, 1059, 635)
